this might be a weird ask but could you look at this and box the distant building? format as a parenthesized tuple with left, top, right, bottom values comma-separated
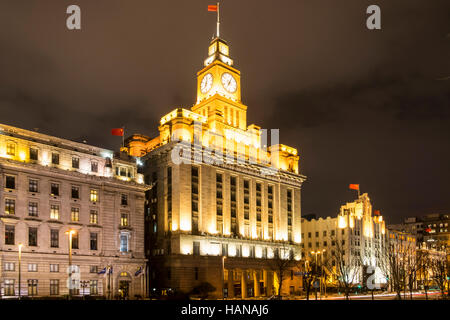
(388, 213, 449, 255)
(0, 123, 149, 298)
(301, 193, 387, 288)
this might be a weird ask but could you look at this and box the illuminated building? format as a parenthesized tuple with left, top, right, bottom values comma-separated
(125, 35, 305, 298)
(301, 193, 387, 288)
(0, 124, 148, 298)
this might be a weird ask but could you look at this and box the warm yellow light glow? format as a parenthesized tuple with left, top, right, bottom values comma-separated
(338, 215, 347, 229)
(228, 245, 236, 257)
(19, 151, 26, 161)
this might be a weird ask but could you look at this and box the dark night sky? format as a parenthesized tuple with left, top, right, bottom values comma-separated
(0, 1, 449, 223)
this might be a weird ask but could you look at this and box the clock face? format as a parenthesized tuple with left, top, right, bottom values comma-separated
(200, 73, 213, 94)
(221, 72, 237, 93)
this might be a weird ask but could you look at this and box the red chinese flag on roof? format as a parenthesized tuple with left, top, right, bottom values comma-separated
(349, 184, 359, 191)
(374, 210, 381, 216)
(425, 228, 432, 233)
(111, 128, 124, 136)
(208, 5, 218, 12)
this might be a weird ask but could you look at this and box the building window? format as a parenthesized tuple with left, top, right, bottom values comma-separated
(4, 262, 15, 271)
(91, 161, 98, 173)
(5, 225, 15, 245)
(90, 266, 98, 273)
(5, 176, 15, 189)
(193, 241, 200, 255)
(29, 227, 38, 246)
(50, 229, 59, 248)
(4, 279, 15, 296)
(287, 190, 293, 226)
(50, 183, 59, 196)
(120, 233, 129, 252)
(315, 231, 319, 237)
(256, 183, 262, 222)
(51, 152, 59, 165)
(50, 280, 59, 295)
(216, 173, 223, 216)
(90, 189, 98, 202)
(29, 148, 38, 161)
(6, 142, 16, 156)
(72, 233, 79, 249)
(71, 186, 80, 199)
(28, 280, 38, 296)
(331, 230, 335, 236)
(167, 167, 172, 230)
(268, 185, 273, 227)
(28, 202, 38, 217)
(50, 264, 59, 272)
(323, 231, 327, 237)
(90, 233, 98, 250)
(120, 213, 129, 227)
(28, 263, 38, 272)
(50, 205, 60, 220)
(194, 267, 199, 280)
(5, 199, 15, 215)
(71, 207, 80, 222)
(72, 157, 79, 169)
(90, 280, 98, 295)
(230, 176, 237, 235)
(29, 179, 38, 192)
(121, 194, 128, 206)
(90, 210, 98, 224)
(243, 179, 250, 220)
(191, 167, 199, 234)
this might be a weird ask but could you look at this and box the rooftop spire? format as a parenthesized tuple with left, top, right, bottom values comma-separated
(208, 2, 221, 38)
(216, 2, 220, 38)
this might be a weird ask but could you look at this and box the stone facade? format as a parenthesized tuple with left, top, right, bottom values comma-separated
(0, 123, 149, 298)
(126, 36, 306, 298)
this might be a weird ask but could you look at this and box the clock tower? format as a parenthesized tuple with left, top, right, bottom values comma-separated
(192, 37, 248, 131)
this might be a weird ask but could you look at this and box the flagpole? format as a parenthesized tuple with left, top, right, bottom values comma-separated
(122, 127, 125, 148)
(217, 2, 220, 38)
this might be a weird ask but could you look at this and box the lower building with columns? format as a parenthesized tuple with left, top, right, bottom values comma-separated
(0, 123, 149, 298)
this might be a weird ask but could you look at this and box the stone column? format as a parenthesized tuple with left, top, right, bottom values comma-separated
(241, 270, 247, 299)
(253, 270, 260, 297)
(227, 269, 234, 298)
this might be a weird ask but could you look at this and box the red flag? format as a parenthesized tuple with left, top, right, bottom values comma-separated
(208, 5, 218, 12)
(425, 228, 432, 233)
(349, 184, 359, 191)
(374, 210, 380, 216)
(111, 128, 124, 136)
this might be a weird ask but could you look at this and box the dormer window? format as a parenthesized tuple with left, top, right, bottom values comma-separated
(52, 153, 59, 165)
(72, 157, 79, 169)
(6, 142, 16, 156)
(29, 147, 38, 161)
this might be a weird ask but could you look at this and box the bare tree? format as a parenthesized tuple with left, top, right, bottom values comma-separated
(267, 244, 295, 298)
(416, 249, 431, 300)
(430, 248, 449, 299)
(326, 238, 360, 300)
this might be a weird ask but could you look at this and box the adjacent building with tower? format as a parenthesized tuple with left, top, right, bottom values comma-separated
(0, 124, 148, 298)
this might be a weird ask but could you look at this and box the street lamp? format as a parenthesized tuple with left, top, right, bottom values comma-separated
(18, 243, 23, 299)
(65, 229, 76, 298)
(222, 256, 227, 300)
(321, 249, 326, 298)
(311, 251, 321, 300)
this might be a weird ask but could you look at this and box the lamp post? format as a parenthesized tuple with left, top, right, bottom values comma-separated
(321, 249, 326, 299)
(65, 229, 76, 298)
(222, 256, 227, 300)
(311, 251, 319, 300)
(18, 243, 23, 299)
